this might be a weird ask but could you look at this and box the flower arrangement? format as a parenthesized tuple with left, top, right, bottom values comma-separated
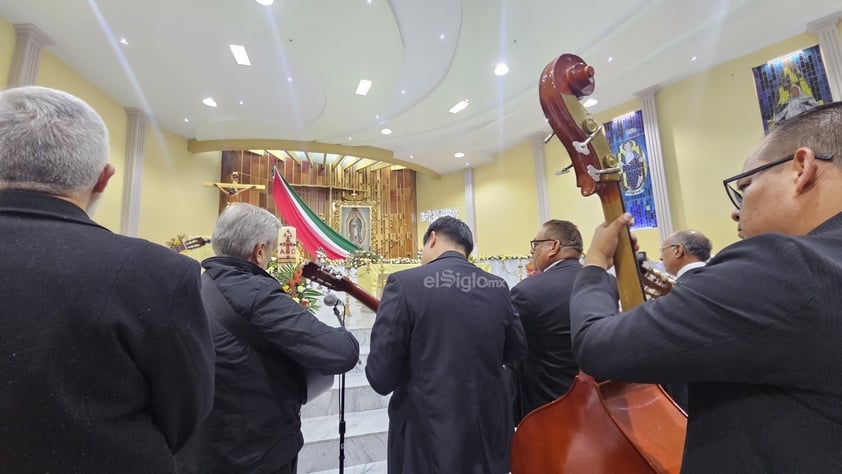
(266, 259, 322, 314)
(348, 249, 383, 268)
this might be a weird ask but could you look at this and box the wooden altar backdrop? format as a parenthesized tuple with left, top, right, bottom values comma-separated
(218, 150, 418, 259)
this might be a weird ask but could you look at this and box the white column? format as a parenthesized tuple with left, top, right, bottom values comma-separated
(530, 132, 551, 224)
(807, 12, 842, 101)
(463, 168, 478, 255)
(7, 24, 54, 87)
(633, 85, 673, 243)
(120, 108, 147, 237)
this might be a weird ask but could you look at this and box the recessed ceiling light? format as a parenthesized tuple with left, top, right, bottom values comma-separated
(409, 155, 414, 159)
(202, 97, 217, 108)
(229, 45, 251, 66)
(401, 89, 406, 95)
(494, 62, 509, 76)
(454, 152, 465, 158)
(287, 76, 293, 82)
(348, 137, 352, 141)
(239, 100, 244, 105)
(184, 118, 189, 122)
(449, 100, 469, 114)
(439, 33, 445, 40)
(380, 128, 392, 135)
(690, 56, 697, 62)
(465, 162, 469, 167)
(255, 0, 274, 5)
(608, 56, 614, 62)
(119, 38, 128, 46)
(582, 97, 598, 108)
(355, 79, 372, 96)
(375, 114, 380, 120)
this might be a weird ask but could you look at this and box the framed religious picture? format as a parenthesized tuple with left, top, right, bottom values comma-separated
(603, 110, 658, 230)
(338, 205, 372, 250)
(753, 45, 833, 134)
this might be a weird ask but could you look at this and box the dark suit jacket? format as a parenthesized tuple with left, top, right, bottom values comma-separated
(510, 259, 582, 424)
(0, 190, 215, 473)
(366, 251, 527, 474)
(570, 213, 842, 473)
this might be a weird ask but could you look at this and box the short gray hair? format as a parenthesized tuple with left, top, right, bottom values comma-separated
(0, 86, 109, 194)
(212, 203, 281, 260)
(668, 230, 712, 262)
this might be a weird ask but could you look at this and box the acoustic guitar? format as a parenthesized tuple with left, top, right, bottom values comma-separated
(301, 262, 380, 312)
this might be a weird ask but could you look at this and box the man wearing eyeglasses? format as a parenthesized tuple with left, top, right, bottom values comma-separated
(570, 102, 842, 471)
(509, 220, 617, 425)
(659, 230, 712, 280)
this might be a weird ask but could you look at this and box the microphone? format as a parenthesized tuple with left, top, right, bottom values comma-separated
(323, 292, 343, 307)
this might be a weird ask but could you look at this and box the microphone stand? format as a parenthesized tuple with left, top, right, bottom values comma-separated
(333, 301, 347, 474)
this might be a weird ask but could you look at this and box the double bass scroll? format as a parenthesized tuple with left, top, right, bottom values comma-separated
(510, 53, 687, 474)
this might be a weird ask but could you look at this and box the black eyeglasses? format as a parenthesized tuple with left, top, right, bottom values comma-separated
(530, 239, 556, 250)
(723, 153, 834, 209)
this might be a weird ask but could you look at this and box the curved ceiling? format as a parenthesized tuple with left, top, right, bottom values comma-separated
(1, 0, 839, 174)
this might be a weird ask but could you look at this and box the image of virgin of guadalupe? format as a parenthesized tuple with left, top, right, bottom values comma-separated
(345, 207, 367, 248)
(618, 140, 646, 196)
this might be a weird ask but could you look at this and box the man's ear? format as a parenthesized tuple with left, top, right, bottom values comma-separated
(674, 244, 685, 258)
(251, 241, 267, 265)
(793, 148, 819, 195)
(426, 231, 437, 248)
(93, 164, 116, 193)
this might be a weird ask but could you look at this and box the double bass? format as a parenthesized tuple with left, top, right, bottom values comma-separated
(510, 54, 687, 473)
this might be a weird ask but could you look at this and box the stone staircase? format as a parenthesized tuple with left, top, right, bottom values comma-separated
(298, 302, 390, 474)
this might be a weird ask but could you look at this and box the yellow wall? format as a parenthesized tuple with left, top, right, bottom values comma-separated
(0, 18, 14, 85)
(474, 140, 539, 256)
(415, 170, 465, 247)
(0, 18, 221, 247)
(139, 126, 221, 244)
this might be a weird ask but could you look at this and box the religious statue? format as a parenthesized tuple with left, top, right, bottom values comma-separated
(204, 172, 266, 206)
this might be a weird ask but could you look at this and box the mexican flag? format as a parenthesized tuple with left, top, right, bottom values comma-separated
(271, 168, 359, 260)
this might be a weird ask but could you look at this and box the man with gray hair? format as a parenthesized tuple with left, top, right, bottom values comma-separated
(659, 229, 712, 279)
(177, 203, 360, 474)
(0, 86, 215, 472)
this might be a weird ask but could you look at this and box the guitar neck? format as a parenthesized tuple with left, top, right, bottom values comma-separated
(345, 285, 380, 312)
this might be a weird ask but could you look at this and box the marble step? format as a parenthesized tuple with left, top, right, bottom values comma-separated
(302, 372, 390, 419)
(308, 460, 388, 474)
(299, 408, 389, 474)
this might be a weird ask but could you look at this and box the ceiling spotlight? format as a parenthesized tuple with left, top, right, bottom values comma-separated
(449, 100, 469, 114)
(355, 79, 372, 96)
(380, 128, 392, 135)
(229, 44, 251, 66)
(401, 89, 406, 95)
(348, 137, 352, 141)
(690, 56, 698, 62)
(494, 62, 509, 76)
(439, 33, 446, 40)
(409, 155, 414, 159)
(454, 152, 465, 158)
(202, 97, 217, 108)
(287, 76, 293, 82)
(119, 38, 129, 46)
(465, 162, 469, 167)
(255, 0, 274, 5)
(239, 100, 244, 105)
(582, 97, 599, 108)
(184, 118, 189, 122)
(608, 56, 614, 62)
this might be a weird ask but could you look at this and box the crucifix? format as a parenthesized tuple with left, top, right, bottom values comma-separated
(204, 172, 266, 205)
